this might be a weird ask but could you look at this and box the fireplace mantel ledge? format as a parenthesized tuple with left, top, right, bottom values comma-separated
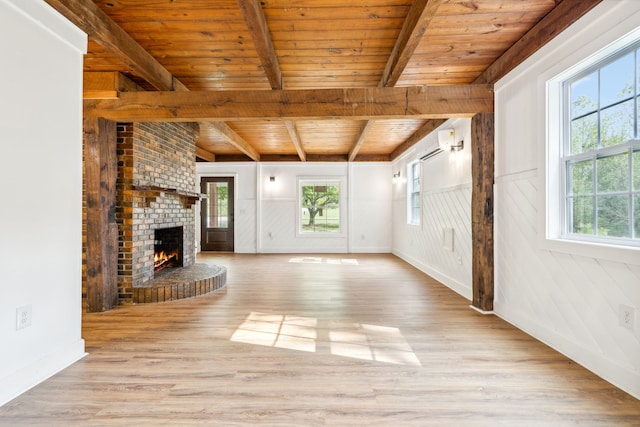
(131, 184, 204, 207)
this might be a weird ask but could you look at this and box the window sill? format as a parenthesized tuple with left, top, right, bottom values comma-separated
(541, 236, 640, 266)
(296, 232, 346, 239)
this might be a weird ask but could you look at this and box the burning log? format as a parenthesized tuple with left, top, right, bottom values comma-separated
(154, 250, 179, 273)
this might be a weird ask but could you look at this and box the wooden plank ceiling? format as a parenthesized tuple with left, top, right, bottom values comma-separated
(47, 0, 602, 162)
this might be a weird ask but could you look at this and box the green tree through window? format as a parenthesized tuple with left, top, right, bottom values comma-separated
(300, 182, 340, 233)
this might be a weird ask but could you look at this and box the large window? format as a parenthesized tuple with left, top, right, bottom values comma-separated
(299, 180, 341, 234)
(407, 161, 420, 225)
(561, 41, 640, 245)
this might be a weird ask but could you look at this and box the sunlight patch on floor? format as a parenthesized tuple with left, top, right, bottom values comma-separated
(230, 312, 421, 366)
(231, 312, 317, 353)
(329, 324, 422, 366)
(288, 257, 359, 265)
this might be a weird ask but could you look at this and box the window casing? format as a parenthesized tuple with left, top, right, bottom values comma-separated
(560, 41, 640, 246)
(407, 161, 420, 225)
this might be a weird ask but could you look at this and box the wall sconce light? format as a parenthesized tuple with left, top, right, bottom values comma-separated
(438, 129, 464, 152)
(392, 171, 401, 184)
(269, 176, 275, 182)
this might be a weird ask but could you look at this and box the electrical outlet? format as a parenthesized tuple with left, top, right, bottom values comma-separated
(619, 304, 635, 331)
(16, 305, 32, 330)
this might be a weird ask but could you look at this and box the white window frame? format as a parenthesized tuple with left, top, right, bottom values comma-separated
(407, 161, 420, 226)
(560, 43, 640, 246)
(545, 27, 640, 264)
(296, 177, 346, 237)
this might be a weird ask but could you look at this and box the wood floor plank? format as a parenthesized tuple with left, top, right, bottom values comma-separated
(0, 253, 638, 426)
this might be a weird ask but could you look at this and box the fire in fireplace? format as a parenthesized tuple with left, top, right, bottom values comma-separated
(154, 226, 183, 275)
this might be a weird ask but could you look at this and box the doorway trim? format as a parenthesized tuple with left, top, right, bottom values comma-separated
(197, 173, 238, 253)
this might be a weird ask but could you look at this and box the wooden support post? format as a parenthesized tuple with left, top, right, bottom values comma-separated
(84, 117, 118, 312)
(471, 112, 494, 312)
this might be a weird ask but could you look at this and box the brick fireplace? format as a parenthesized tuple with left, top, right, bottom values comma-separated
(116, 122, 198, 303)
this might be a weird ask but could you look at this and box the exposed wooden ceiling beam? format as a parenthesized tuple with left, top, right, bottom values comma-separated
(284, 121, 307, 162)
(475, 0, 604, 85)
(380, 0, 443, 88)
(391, 0, 603, 161)
(237, 0, 282, 90)
(390, 119, 446, 160)
(201, 123, 260, 162)
(84, 85, 493, 122)
(349, 0, 441, 161)
(83, 71, 144, 99)
(83, 72, 121, 99)
(195, 146, 216, 162)
(238, 0, 307, 161)
(348, 121, 375, 162)
(283, 123, 307, 161)
(44, 0, 179, 92)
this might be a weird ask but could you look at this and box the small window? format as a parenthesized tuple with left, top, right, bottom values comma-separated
(407, 161, 420, 225)
(299, 180, 341, 234)
(561, 42, 640, 244)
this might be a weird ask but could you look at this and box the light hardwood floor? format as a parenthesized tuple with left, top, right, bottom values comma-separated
(1, 253, 639, 426)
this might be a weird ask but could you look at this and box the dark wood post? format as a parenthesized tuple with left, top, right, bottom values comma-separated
(471, 112, 494, 312)
(84, 117, 118, 312)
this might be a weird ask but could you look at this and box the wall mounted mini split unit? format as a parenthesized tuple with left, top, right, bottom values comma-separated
(438, 128, 464, 151)
(438, 129, 456, 151)
(420, 128, 464, 161)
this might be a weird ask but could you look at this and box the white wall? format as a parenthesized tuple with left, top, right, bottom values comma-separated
(494, 0, 640, 399)
(391, 118, 473, 299)
(348, 163, 392, 253)
(196, 161, 392, 253)
(0, 0, 87, 406)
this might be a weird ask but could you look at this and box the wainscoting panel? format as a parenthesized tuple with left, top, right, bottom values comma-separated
(393, 182, 473, 300)
(494, 170, 640, 398)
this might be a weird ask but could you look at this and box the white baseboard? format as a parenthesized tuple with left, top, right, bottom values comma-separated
(0, 339, 86, 407)
(469, 305, 494, 315)
(392, 249, 472, 301)
(495, 302, 640, 400)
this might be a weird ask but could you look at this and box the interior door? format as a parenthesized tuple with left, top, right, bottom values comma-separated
(201, 177, 234, 251)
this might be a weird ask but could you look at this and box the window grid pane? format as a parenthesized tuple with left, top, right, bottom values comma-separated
(570, 113, 598, 154)
(569, 196, 594, 235)
(599, 51, 634, 108)
(600, 100, 634, 147)
(597, 195, 630, 237)
(597, 153, 629, 193)
(568, 160, 594, 196)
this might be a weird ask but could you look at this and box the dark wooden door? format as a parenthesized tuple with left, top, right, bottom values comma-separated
(201, 177, 234, 251)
